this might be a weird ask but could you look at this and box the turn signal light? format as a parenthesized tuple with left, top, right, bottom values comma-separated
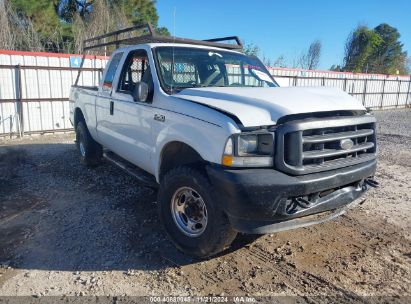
(222, 155, 233, 166)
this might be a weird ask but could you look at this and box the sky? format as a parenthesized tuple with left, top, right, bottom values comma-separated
(156, 0, 411, 70)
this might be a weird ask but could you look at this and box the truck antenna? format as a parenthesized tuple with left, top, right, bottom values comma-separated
(171, 7, 176, 93)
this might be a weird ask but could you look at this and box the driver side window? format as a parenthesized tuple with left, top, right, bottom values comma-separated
(118, 50, 153, 96)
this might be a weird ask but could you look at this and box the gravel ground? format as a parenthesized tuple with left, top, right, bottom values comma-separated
(0, 109, 410, 301)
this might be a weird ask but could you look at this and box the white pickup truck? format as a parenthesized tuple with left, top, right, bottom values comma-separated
(70, 27, 378, 258)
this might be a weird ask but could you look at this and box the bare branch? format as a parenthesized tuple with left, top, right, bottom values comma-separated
(72, 0, 132, 54)
(273, 55, 286, 68)
(0, 0, 43, 51)
(298, 40, 322, 70)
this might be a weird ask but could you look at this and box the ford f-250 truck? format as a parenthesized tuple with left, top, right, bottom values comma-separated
(69, 25, 378, 258)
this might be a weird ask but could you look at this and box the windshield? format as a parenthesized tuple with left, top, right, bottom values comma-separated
(154, 47, 278, 93)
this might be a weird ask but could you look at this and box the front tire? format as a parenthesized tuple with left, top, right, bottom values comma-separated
(158, 166, 237, 258)
(76, 121, 102, 167)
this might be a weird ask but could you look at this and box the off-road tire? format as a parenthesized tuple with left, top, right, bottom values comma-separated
(158, 166, 237, 258)
(76, 121, 102, 167)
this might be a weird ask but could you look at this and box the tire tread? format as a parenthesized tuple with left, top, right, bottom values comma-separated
(76, 121, 102, 167)
(158, 166, 237, 258)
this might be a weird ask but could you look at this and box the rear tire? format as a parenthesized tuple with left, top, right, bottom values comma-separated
(76, 121, 102, 167)
(158, 166, 237, 258)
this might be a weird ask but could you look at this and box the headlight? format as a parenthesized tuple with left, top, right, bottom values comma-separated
(222, 132, 274, 167)
(238, 135, 258, 155)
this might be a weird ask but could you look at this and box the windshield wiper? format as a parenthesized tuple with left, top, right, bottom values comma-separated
(174, 84, 208, 90)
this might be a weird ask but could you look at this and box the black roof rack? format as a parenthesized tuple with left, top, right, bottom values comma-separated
(83, 23, 243, 52)
(75, 23, 243, 85)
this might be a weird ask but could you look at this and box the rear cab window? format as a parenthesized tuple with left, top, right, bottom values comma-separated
(102, 52, 123, 92)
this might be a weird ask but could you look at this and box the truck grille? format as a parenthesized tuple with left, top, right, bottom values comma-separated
(275, 115, 376, 175)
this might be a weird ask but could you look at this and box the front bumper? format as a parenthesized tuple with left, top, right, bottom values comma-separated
(206, 159, 377, 234)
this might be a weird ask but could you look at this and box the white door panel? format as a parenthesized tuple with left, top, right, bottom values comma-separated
(104, 48, 155, 174)
(95, 93, 118, 151)
(108, 92, 154, 173)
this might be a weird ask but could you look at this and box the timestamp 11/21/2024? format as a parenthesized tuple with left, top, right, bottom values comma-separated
(149, 296, 256, 303)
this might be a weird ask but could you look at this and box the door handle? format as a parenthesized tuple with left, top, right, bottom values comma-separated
(110, 101, 114, 115)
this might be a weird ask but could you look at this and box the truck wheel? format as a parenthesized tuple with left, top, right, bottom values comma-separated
(76, 121, 102, 167)
(158, 166, 237, 258)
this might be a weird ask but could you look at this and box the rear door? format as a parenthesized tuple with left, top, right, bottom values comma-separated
(95, 52, 123, 150)
(108, 48, 155, 173)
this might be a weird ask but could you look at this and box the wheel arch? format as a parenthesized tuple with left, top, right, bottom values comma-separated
(73, 107, 85, 131)
(158, 141, 207, 183)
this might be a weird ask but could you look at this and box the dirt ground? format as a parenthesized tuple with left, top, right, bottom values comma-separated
(0, 110, 410, 302)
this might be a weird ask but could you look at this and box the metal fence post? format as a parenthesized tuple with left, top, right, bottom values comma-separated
(395, 80, 402, 108)
(9, 115, 13, 139)
(15, 64, 24, 136)
(406, 76, 411, 108)
(380, 78, 386, 109)
(362, 79, 368, 106)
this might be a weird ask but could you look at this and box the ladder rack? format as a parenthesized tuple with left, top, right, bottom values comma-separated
(83, 23, 243, 52)
(74, 23, 243, 85)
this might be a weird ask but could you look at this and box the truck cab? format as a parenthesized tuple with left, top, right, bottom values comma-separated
(70, 25, 377, 258)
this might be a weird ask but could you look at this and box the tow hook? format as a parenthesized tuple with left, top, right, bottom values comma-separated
(294, 197, 311, 208)
(364, 178, 379, 188)
(285, 197, 312, 214)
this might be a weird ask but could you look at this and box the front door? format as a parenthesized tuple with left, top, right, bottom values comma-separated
(109, 49, 154, 173)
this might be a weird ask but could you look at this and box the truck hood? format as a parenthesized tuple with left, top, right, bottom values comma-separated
(175, 86, 366, 127)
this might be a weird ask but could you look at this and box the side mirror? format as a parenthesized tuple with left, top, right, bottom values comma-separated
(132, 82, 149, 102)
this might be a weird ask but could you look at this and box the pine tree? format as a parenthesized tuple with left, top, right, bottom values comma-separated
(343, 23, 408, 74)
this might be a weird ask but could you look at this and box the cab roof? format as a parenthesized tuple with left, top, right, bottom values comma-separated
(114, 42, 244, 55)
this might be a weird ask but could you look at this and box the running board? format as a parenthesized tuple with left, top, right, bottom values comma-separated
(103, 151, 158, 188)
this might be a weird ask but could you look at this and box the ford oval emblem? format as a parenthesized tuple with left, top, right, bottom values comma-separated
(340, 138, 354, 150)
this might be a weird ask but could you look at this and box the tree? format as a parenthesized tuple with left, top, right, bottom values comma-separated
(261, 55, 271, 66)
(72, 0, 131, 53)
(70, 0, 170, 53)
(58, 0, 79, 23)
(118, 0, 158, 26)
(58, 0, 93, 23)
(298, 40, 321, 70)
(59, 0, 166, 27)
(344, 26, 382, 72)
(0, 0, 15, 50)
(155, 26, 170, 36)
(344, 26, 378, 72)
(6, 0, 168, 52)
(10, 0, 71, 51)
(242, 42, 260, 56)
(330, 64, 343, 72)
(343, 23, 408, 74)
(0, 0, 43, 51)
(370, 23, 408, 74)
(242, 44, 288, 68)
(272, 55, 286, 68)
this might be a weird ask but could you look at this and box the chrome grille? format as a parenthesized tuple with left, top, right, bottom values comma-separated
(275, 115, 376, 175)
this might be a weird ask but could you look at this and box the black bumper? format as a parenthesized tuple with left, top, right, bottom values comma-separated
(206, 160, 377, 234)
